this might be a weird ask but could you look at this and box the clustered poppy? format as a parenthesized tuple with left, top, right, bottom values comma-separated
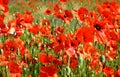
(0, 0, 120, 77)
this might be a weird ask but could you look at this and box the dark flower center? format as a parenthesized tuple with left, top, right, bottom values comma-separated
(10, 47, 14, 51)
(71, 42, 74, 46)
(94, 24, 101, 31)
(64, 14, 67, 18)
(57, 39, 61, 43)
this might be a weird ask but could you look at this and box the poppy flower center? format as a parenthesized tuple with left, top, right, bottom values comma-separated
(64, 14, 67, 18)
(57, 39, 61, 43)
(71, 42, 74, 46)
(10, 47, 14, 51)
(94, 24, 101, 31)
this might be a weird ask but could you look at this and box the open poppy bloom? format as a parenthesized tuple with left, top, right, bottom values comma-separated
(63, 10, 73, 24)
(39, 53, 54, 64)
(44, 8, 53, 15)
(116, 67, 120, 77)
(54, 10, 73, 24)
(3, 39, 18, 57)
(7, 61, 22, 73)
(59, 0, 67, 3)
(103, 66, 114, 77)
(39, 65, 59, 77)
(54, 4, 62, 12)
(1, 1, 120, 77)
(75, 26, 94, 44)
(0, 0, 9, 12)
(28, 24, 40, 34)
(70, 57, 78, 69)
(0, 15, 9, 35)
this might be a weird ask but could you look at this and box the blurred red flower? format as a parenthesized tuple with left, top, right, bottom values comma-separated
(40, 65, 59, 76)
(70, 57, 78, 68)
(103, 66, 114, 77)
(59, 0, 67, 3)
(8, 61, 22, 73)
(0, 0, 9, 12)
(44, 8, 52, 15)
(53, 57, 62, 66)
(54, 4, 62, 12)
(116, 68, 120, 77)
(28, 24, 40, 34)
(3, 39, 18, 57)
(75, 26, 94, 43)
(39, 53, 54, 64)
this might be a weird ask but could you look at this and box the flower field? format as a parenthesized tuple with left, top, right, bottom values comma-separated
(1, 0, 120, 77)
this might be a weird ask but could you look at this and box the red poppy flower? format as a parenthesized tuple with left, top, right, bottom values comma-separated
(28, 24, 40, 34)
(106, 30, 118, 41)
(38, 72, 48, 77)
(23, 11, 33, 23)
(8, 19, 17, 28)
(76, 7, 88, 22)
(15, 12, 33, 26)
(39, 53, 54, 64)
(54, 33, 66, 53)
(0, 24, 9, 35)
(54, 4, 62, 12)
(63, 10, 73, 24)
(71, 39, 79, 47)
(40, 26, 51, 37)
(0, 0, 9, 5)
(75, 26, 94, 43)
(103, 66, 114, 77)
(39, 20, 51, 37)
(0, 15, 9, 34)
(65, 39, 79, 49)
(90, 55, 99, 69)
(53, 57, 62, 66)
(9, 73, 21, 77)
(116, 68, 120, 77)
(101, 10, 115, 24)
(105, 50, 117, 61)
(41, 19, 50, 26)
(63, 55, 78, 68)
(95, 30, 108, 44)
(0, 0, 9, 12)
(54, 26, 65, 34)
(19, 45, 27, 56)
(0, 43, 3, 49)
(44, 8, 52, 15)
(92, 21, 105, 32)
(54, 44, 64, 53)
(78, 7, 88, 15)
(8, 61, 22, 73)
(107, 40, 118, 51)
(89, 11, 97, 21)
(15, 12, 23, 25)
(59, 0, 67, 3)
(84, 43, 97, 55)
(70, 57, 78, 69)
(0, 15, 4, 25)
(54, 10, 73, 24)
(3, 39, 18, 57)
(40, 65, 59, 76)
(54, 12, 64, 20)
(56, 33, 66, 45)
